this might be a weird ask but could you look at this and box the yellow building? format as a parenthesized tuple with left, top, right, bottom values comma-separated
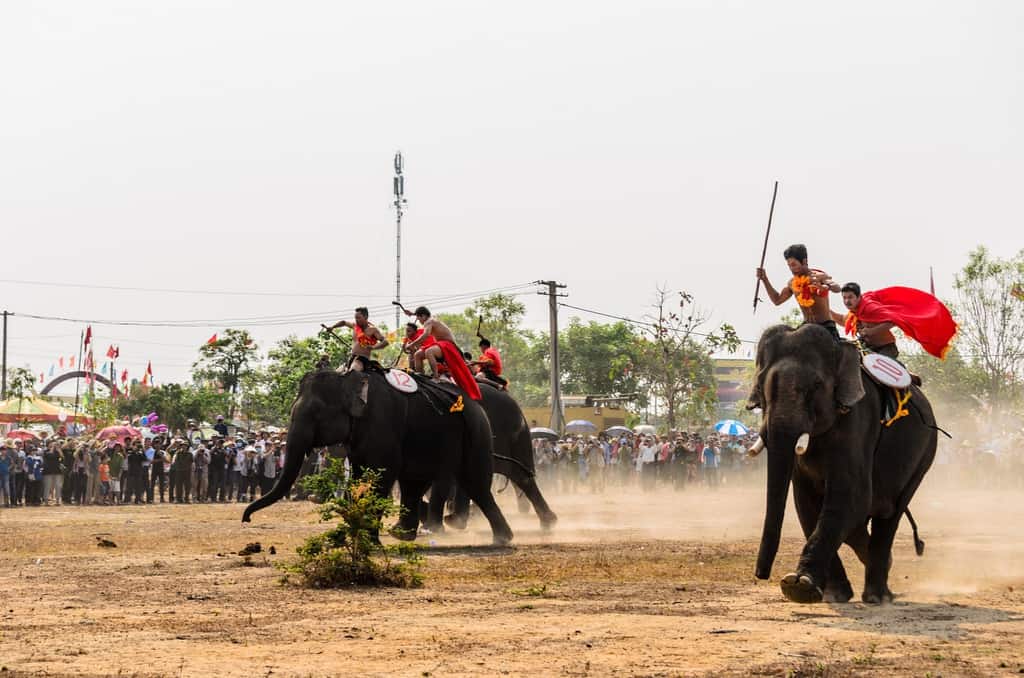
(713, 357, 755, 414)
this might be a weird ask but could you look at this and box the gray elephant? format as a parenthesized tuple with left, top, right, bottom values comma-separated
(751, 323, 937, 604)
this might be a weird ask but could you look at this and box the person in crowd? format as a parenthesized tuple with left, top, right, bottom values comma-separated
(260, 443, 279, 496)
(213, 415, 229, 438)
(42, 440, 64, 506)
(172, 441, 193, 504)
(61, 442, 75, 504)
(208, 438, 226, 502)
(702, 436, 720, 489)
(25, 445, 44, 506)
(125, 443, 146, 504)
(150, 439, 168, 503)
(0, 443, 12, 508)
(107, 443, 124, 505)
(98, 453, 111, 504)
(192, 441, 209, 503)
(637, 437, 658, 491)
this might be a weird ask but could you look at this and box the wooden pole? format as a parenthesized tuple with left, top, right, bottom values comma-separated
(753, 181, 780, 313)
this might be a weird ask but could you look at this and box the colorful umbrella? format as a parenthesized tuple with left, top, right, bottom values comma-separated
(714, 419, 750, 436)
(96, 425, 142, 442)
(604, 425, 632, 436)
(6, 429, 40, 441)
(0, 396, 93, 424)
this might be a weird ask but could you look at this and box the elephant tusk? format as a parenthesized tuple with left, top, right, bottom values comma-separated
(794, 433, 810, 456)
(747, 436, 765, 457)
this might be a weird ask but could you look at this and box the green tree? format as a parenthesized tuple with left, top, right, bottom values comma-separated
(5, 367, 35, 403)
(558, 319, 639, 397)
(118, 383, 230, 433)
(256, 332, 350, 424)
(192, 328, 259, 415)
(632, 288, 741, 431)
(953, 246, 1024, 408)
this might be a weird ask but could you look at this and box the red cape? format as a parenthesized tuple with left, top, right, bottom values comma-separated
(437, 340, 482, 400)
(846, 286, 957, 359)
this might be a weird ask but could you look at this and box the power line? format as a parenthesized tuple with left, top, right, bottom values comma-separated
(558, 302, 760, 345)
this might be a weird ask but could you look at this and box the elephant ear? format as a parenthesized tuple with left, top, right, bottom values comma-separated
(835, 342, 866, 407)
(349, 374, 370, 418)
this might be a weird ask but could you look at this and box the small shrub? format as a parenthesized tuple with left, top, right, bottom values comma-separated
(281, 463, 423, 588)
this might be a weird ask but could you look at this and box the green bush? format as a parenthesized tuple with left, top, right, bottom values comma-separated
(281, 462, 423, 588)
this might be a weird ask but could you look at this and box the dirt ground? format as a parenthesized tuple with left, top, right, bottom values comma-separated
(2, 477, 1023, 677)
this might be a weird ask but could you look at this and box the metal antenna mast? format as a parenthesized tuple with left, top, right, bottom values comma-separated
(392, 152, 407, 331)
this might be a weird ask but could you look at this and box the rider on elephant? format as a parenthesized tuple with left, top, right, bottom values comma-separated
(403, 306, 482, 400)
(328, 306, 389, 372)
(750, 244, 861, 412)
(470, 338, 508, 390)
(830, 282, 958, 361)
(756, 243, 842, 341)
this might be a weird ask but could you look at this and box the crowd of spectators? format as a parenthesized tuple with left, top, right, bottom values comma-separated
(532, 430, 764, 494)
(0, 418, 305, 509)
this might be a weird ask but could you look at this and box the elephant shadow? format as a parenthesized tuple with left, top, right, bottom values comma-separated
(791, 599, 1023, 640)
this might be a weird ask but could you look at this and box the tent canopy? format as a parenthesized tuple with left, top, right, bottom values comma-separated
(0, 396, 94, 424)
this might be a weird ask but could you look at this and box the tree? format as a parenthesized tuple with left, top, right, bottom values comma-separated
(632, 288, 741, 431)
(558, 319, 639, 397)
(953, 246, 1024, 408)
(192, 329, 259, 415)
(118, 383, 230, 433)
(5, 367, 35, 403)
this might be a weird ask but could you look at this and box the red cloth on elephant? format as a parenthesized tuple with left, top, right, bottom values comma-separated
(436, 340, 482, 400)
(844, 286, 958, 359)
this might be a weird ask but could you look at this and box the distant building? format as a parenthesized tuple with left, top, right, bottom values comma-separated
(713, 357, 754, 414)
(522, 394, 631, 433)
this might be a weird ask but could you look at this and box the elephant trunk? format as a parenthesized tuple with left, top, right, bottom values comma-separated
(242, 426, 312, 523)
(755, 431, 796, 580)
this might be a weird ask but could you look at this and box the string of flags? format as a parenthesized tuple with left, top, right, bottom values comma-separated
(36, 325, 156, 391)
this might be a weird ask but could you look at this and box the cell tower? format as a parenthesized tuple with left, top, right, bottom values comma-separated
(392, 152, 407, 331)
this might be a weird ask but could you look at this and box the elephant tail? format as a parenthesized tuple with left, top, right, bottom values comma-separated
(904, 507, 925, 556)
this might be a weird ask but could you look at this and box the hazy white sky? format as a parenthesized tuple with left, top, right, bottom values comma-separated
(2, 1, 1021, 390)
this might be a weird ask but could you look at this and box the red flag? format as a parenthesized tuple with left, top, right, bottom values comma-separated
(84, 326, 92, 346)
(106, 345, 116, 359)
(59, 356, 64, 368)
(114, 346, 120, 359)
(69, 356, 76, 368)
(206, 334, 218, 345)
(120, 369, 128, 383)
(146, 361, 154, 377)
(844, 286, 958, 359)
(141, 373, 149, 386)
(39, 372, 44, 383)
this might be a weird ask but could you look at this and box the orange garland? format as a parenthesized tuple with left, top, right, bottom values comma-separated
(790, 275, 818, 308)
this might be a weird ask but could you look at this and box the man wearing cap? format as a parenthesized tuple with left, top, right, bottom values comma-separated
(214, 415, 228, 438)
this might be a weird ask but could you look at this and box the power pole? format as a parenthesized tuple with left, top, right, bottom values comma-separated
(392, 152, 407, 331)
(1, 311, 9, 399)
(537, 281, 567, 433)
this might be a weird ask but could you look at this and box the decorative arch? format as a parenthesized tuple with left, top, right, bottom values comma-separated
(40, 371, 121, 397)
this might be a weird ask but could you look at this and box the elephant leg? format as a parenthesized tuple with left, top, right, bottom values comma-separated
(392, 476, 430, 541)
(444, 487, 471, 530)
(459, 472, 513, 546)
(789, 477, 853, 604)
(426, 477, 454, 533)
(516, 487, 530, 514)
(513, 475, 558, 530)
(845, 521, 870, 566)
(863, 513, 901, 604)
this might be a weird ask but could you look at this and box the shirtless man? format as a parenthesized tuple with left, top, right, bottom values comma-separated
(403, 306, 482, 400)
(830, 282, 899, 359)
(756, 243, 842, 340)
(327, 306, 389, 371)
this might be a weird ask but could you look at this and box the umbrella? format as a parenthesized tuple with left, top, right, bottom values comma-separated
(565, 420, 597, 434)
(96, 425, 142, 442)
(604, 425, 632, 436)
(6, 429, 39, 441)
(530, 427, 559, 440)
(714, 419, 750, 436)
(633, 424, 656, 436)
(0, 396, 94, 424)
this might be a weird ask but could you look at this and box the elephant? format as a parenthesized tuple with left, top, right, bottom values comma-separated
(242, 369, 514, 546)
(751, 323, 937, 604)
(424, 382, 558, 533)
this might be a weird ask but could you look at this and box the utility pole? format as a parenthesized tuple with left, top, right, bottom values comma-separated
(537, 281, 567, 433)
(392, 152, 407, 331)
(1, 311, 9, 399)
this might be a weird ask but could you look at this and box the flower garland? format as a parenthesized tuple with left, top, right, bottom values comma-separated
(790, 275, 817, 308)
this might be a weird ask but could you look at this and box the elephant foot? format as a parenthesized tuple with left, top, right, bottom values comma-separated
(861, 586, 894, 605)
(823, 580, 854, 604)
(444, 513, 468, 530)
(388, 524, 418, 542)
(539, 514, 558, 532)
(780, 572, 823, 604)
(491, 533, 514, 547)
